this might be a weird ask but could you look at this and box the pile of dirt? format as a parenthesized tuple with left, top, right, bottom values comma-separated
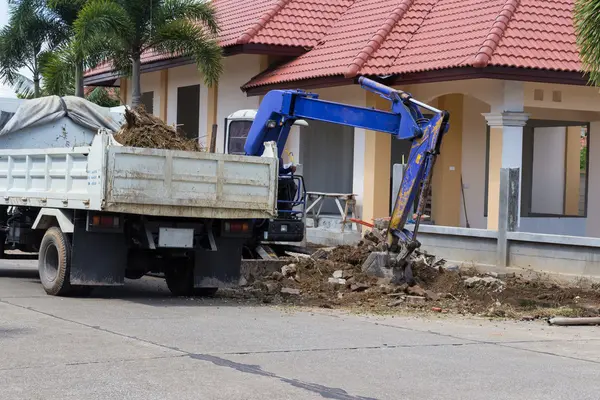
(114, 106, 203, 151)
(239, 231, 600, 320)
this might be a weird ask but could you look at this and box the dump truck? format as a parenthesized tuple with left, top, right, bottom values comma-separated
(0, 96, 280, 296)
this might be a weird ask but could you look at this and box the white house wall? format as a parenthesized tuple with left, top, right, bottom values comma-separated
(165, 64, 208, 145)
(215, 54, 262, 153)
(124, 71, 162, 115)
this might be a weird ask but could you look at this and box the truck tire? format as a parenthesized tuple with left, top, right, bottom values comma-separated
(38, 227, 73, 296)
(165, 262, 218, 297)
(165, 264, 194, 297)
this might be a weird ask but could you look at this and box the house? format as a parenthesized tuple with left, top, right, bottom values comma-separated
(84, 0, 600, 247)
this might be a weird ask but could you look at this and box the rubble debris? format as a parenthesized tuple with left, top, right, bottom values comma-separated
(406, 295, 426, 304)
(281, 288, 301, 296)
(241, 228, 600, 320)
(281, 264, 297, 277)
(350, 283, 370, 292)
(114, 106, 202, 151)
(463, 276, 506, 292)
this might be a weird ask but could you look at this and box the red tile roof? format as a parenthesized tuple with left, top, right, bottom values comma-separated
(86, 0, 583, 89)
(244, 0, 583, 89)
(85, 0, 345, 77)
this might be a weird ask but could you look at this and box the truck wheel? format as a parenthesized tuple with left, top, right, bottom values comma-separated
(38, 227, 73, 296)
(165, 265, 194, 297)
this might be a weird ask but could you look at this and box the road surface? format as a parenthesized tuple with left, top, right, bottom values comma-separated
(0, 259, 598, 400)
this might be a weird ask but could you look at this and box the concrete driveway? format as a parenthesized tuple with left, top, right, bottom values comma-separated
(0, 259, 598, 400)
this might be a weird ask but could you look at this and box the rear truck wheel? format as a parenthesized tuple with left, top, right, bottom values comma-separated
(165, 263, 194, 297)
(165, 261, 218, 297)
(38, 227, 73, 296)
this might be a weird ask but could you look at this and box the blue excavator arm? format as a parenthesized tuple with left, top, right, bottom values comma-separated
(244, 77, 450, 259)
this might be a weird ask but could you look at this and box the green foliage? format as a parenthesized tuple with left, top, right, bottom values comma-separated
(574, 0, 600, 86)
(581, 146, 587, 171)
(0, 0, 67, 97)
(74, 0, 223, 105)
(86, 87, 121, 107)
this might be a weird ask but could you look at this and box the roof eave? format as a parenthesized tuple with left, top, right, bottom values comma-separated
(243, 66, 589, 97)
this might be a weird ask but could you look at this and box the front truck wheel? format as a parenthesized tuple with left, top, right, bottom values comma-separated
(38, 227, 92, 297)
(38, 227, 72, 296)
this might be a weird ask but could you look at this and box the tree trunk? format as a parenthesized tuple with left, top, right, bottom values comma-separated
(131, 53, 142, 107)
(33, 75, 40, 98)
(75, 61, 84, 98)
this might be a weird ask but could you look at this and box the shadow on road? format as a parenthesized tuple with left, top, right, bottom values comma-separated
(0, 262, 260, 309)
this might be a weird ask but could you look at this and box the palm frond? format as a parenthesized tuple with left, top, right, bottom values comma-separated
(574, 0, 600, 86)
(153, 18, 223, 86)
(157, 0, 219, 36)
(40, 46, 76, 96)
(74, 0, 135, 52)
(4, 72, 35, 98)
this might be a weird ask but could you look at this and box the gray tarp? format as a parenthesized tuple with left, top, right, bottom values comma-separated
(0, 95, 122, 135)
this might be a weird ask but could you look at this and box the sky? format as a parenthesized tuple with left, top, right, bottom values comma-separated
(0, 0, 28, 98)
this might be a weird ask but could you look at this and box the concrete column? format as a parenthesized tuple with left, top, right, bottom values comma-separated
(587, 121, 600, 237)
(431, 94, 463, 227)
(483, 112, 529, 230)
(362, 93, 391, 228)
(564, 126, 582, 215)
(206, 82, 218, 148)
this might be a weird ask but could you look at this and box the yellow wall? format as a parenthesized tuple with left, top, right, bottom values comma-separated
(564, 126, 581, 215)
(120, 78, 128, 106)
(486, 127, 503, 230)
(430, 94, 464, 227)
(362, 93, 391, 227)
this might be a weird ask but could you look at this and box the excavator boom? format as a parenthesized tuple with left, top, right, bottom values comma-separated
(244, 77, 449, 263)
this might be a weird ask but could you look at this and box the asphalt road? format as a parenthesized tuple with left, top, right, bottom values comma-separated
(1, 259, 599, 400)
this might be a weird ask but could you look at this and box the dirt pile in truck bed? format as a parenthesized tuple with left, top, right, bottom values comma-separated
(114, 106, 203, 151)
(235, 231, 600, 320)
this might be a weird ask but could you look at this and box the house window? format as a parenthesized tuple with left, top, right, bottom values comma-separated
(484, 120, 590, 218)
(227, 120, 252, 155)
(176, 84, 200, 139)
(140, 91, 154, 114)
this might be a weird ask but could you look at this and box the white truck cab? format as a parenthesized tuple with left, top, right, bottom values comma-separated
(224, 109, 308, 155)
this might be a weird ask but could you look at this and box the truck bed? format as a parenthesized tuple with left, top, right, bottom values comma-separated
(0, 133, 278, 219)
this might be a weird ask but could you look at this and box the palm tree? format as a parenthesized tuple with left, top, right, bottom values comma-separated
(0, 0, 67, 98)
(574, 0, 600, 86)
(74, 0, 223, 107)
(45, 0, 89, 97)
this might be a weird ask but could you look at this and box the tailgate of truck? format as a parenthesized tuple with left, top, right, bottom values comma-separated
(104, 146, 278, 219)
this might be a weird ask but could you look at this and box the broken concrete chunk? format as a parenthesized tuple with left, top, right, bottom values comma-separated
(281, 287, 301, 296)
(281, 264, 297, 277)
(332, 270, 344, 279)
(463, 276, 506, 292)
(387, 299, 405, 307)
(424, 290, 440, 301)
(350, 283, 370, 292)
(407, 285, 426, 297)
(271, 271, 284, 281)
(328, 278, 347, 285)
(405, 295, 426, 304)
(263, 281, 280, 294)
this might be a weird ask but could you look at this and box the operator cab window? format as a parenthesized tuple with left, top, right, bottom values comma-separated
(227, 120, 252, 155)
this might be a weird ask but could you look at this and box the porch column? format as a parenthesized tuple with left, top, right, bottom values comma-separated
(362, 92, 391, 228)
(483, 112, 529, 230)
(587, 121, 600, 237)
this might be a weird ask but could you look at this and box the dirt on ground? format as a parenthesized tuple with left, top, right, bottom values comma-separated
(114, 106, 203, 151)
(231, 232, 600, 321)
